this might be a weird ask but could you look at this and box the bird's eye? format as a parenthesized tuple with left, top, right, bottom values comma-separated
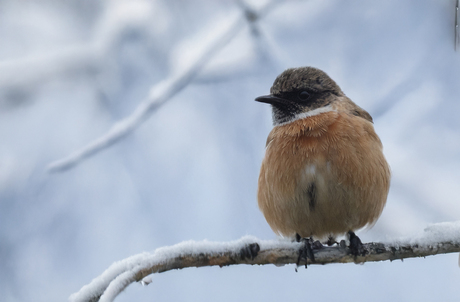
(298, 91, 310, 100)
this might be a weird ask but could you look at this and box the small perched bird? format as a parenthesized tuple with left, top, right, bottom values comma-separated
(256, 67, 390, 258)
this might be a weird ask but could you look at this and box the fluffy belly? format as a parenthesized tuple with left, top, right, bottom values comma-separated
(257, 113, 390, 240)
(259, 161, 366, 239)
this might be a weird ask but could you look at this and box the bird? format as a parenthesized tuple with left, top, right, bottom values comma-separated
(255, 66, 390, 261)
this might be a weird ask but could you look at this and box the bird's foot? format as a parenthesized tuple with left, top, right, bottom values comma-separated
(348, 231, 367, 258)
(324, 236, 338, 246)
(239, 243, 260, 260)
(295, 234, 323, 270)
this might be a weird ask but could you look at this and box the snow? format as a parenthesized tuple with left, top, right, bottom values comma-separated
(70, 223, 460, 302)
(46, 7, 252, 173)
(70, 236, 298, 302)
(403, 221, 460, 246)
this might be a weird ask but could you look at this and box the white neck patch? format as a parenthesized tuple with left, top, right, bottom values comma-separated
(274, 104, 336, 126)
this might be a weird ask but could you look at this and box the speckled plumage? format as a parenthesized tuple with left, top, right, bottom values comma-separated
(256, 67, 390, 241)
(270, 67, 343, 96)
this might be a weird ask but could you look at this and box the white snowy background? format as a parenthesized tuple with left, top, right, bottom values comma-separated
(1, 0, 460, 301)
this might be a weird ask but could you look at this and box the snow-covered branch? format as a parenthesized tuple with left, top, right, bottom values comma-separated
(0, 44, 100, 93)
(47, 0, 282, 173)
(70, 221, 460, 302)
(0, 1, 149, 100)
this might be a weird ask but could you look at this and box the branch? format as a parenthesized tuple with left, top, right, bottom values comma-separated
(70, 221, 460, 302)
(456, 0, 459, 51)
(0, 44, 100, 92)
(47, 0, 283, 173)
(0, 1, 164, 99)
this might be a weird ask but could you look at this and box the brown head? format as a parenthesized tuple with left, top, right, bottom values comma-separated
(256, 67, 345, 125)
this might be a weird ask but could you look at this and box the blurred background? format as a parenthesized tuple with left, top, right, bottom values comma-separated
(1, 0, 460, 301)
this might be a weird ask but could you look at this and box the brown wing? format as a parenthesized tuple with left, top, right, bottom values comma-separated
(351, 107, 373, 123)
(265, 130, 276, 147)
(343, 97, 373, 123)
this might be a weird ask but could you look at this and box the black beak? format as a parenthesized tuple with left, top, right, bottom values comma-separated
(255, 94, 286, 105)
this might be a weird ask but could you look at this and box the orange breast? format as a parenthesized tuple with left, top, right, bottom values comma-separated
(257, 111, 390, 239)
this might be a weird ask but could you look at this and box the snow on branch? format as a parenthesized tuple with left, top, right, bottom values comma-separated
(47, 0, 282, 173)
(70, 221, 460, 302)
(0, 44, 100, 92)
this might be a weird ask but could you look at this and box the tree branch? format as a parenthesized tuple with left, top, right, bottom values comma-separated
(46, 0, 283, 173)
(70, 221, 460, 302)
(455, 0, 459, 51)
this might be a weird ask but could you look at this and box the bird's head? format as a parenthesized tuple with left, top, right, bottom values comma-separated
(256, 67, 344, 125)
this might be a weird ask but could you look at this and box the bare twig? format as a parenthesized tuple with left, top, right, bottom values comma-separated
(456, 0, 459, 51)
(0, 1, 159, 97)
(47, 0, 283, 173)
(0, 44, 100, 92)
(70, 221, 460, 302)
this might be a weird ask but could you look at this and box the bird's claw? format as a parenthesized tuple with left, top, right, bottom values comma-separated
(348, 231, 367, 258)
(296, 234, 323, 270)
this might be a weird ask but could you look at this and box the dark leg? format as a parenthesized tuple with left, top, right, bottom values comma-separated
(348, 231, 367, 257)
(296, 234, 316, 269)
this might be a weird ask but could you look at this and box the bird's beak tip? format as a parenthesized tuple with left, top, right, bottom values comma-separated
(255, 94, 279, 104)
